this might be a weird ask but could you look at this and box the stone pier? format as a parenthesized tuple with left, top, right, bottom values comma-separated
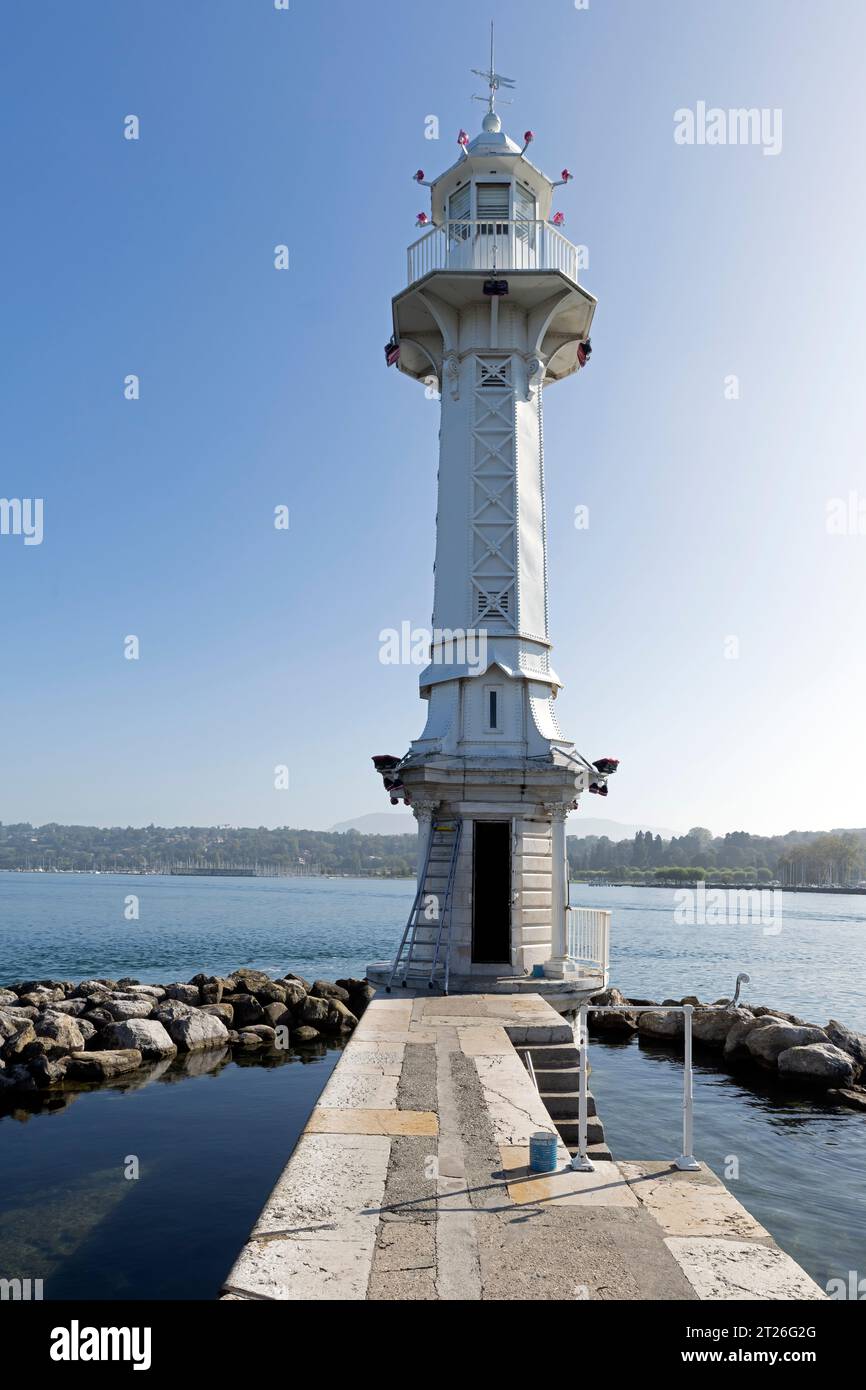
(222, 993, 825, 1301)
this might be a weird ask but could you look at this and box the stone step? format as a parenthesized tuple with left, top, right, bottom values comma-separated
(533, 1066, 580, 1092)
(567, 1141, 613, 1161)
(540, 1089, 597, 1118)
(555, 1116, 606, 1146)
(522, 1042, 580, 1068)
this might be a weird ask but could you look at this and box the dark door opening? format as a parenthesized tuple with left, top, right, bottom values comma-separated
(472, 821, 511, 964)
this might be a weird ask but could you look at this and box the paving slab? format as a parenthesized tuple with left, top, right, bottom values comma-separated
(306, 1107, 438, 1137)
(499, 1148, 640, 1208)
(620, 1161, 772, 1241)
(666, 1237, 826, 1300)
(249, 1132, 390, 1240)
(316, 1069, 399, 1110)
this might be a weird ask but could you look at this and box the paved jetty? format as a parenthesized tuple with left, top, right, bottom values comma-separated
(223, 993, 825, 1301)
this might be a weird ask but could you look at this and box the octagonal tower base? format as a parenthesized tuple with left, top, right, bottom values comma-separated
(366, 753, 607, 1011)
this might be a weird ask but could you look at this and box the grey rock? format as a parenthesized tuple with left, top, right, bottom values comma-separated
(825, 1019, 866, 1073)
(291, 1025, 320, 1042)
(262, 1002, 289, 1028)
(692, 1006, 752, 1047)
(723, 1013, 786, 1062)
(227, 994, 264, 1027)
(36, 1013, 85, 1053)
(244, 1024, 276, 1042)
(323, 1000, 359, 1033)
(229, 970, 273, 995)
(588, 986, 637, 1034)
(84, 1007, 114, 1028)
(200, 980, 224, 1004)
(28, 1054, 70, 1088)
(153, 1002, 229, 1051)
(125, 985, 165, 1001)
(829, 1086, 866, 1111)
(299, 995, 330, 1027)
(778, 1043, 858, 1088)
(66, 1049, 144, 1079)
(0, 989, 19, 1007)
(200, 1003, 234, 1025)
(104, 998, 154, 1021)
(234, 1031, 265, 1048)
(281, 973, 311, 993)
(99, 1019, 178, 1059)
(638, 1009, 684, 1039)
(163, 983, 201, 1005)
(312, 980, 351, 1003)
(44, 998, 89, 1016)
(747, 1023, 828, 1067)
(76, 1018, 98, 1043)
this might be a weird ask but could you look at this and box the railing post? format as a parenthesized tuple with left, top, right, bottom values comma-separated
(571, 1005, 595, 1172)
(676, 1004, 701, 1171)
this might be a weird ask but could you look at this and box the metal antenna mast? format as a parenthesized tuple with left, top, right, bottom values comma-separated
(471, 20, 515, 113)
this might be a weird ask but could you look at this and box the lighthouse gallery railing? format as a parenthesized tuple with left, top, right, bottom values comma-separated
(565, 906, 610, 984)
(407, 220, 582, 285)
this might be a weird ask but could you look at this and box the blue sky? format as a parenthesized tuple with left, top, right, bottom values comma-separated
(1, 0, 864, 836)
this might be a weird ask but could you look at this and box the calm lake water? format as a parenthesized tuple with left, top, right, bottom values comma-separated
(1, 873, 864, 1297)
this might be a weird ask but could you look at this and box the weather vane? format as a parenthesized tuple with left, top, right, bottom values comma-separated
(471, 20, 515, 113)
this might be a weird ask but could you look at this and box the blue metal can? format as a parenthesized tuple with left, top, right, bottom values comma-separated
(529, 1130, 558, 1173)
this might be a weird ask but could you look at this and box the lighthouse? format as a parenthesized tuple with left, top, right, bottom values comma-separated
(370, 37, 617, 1002)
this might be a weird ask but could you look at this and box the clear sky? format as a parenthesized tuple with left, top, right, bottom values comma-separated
(1, 0, 864, 837)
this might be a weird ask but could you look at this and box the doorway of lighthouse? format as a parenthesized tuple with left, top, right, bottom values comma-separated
(471, 821, 511, 964)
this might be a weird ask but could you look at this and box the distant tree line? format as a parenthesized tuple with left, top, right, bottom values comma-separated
(0, 823, 416, 878)
(2, 822, 864, 887)
(567, 827, 866, 887)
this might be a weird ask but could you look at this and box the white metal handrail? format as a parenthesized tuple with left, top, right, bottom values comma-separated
(406, 220, 582, 285)
(571, 1004, 701, 1175)
(565, 907, 610, 985)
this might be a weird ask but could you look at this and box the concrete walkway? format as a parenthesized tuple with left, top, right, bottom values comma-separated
(222, 993, 826, 1301)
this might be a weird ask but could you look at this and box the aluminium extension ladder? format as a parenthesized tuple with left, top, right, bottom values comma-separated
(386, 818, 462, 994)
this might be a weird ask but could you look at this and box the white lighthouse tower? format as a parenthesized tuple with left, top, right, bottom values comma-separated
(370, 38, 617, 1003)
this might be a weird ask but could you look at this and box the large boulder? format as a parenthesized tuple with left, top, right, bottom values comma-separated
(126, 985, 165, 1001)
(0, 989, 19, 1007)
(77, 1018, 98, 1043)
(587, 986, 638, 1035)
(163, 983, 201, 1005)
(692, 1006, 752, 1048)
(66, 1049, 143, 1080)
(311, 980, 351, 1004)
(638, 1009, 684, 1040)
(99, 1019, 178, 1059)
(104, 998, 154, 1021)
(40, 997, 89, 1017)
(291, 1025, 320, 1043)
(299, 995, 330, 1027)
(723, 1014, 786, 1062)
(279, 981, 308, 1009)
(74, 980, 117, 999)
(778, 1043, 858, 1088)
(35, 1012, 85, 1055)
(200, 980, 224, 1005)
(229, 970, 273, 996)
(746, 1023, 828, 1067)
(1, 1019, 36, 1059)
(825, 1020, 866, 1075)
(28, 1054, 70, 1088)
(323, 1000, 359, 1034)
(281, 973, 311, 993)
(226, 994, 264, 1027)
(262, 1001, 289, 1028)
(153, 1001, 229, 1051)
(200, 1003, 234, 1026)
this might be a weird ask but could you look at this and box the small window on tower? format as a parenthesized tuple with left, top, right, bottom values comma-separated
(484, 685, 503, 733)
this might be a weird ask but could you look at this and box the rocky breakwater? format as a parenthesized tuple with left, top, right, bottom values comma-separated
(587, 987, 866, 1111)
(0, 971, 375, 1095)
